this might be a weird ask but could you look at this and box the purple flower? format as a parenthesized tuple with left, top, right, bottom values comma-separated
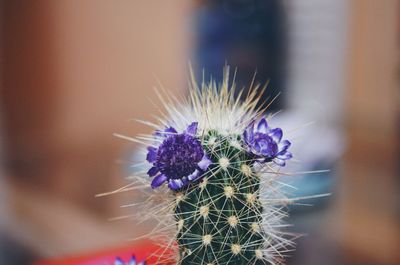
(146, 122, 212, 190)
(114, 256, 145, 265)
(243, 117, 292, 166)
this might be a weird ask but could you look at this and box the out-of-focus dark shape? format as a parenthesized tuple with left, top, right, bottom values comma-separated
(193, 0, 286, 111)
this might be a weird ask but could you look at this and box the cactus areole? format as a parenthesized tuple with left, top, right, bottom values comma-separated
(129, 67, 295, 265)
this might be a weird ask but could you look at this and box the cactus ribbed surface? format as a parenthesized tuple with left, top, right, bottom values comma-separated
(175, 132, 266, 265)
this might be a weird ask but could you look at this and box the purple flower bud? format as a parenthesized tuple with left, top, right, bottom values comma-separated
(243, 118, 292, 166)
(114, 255, 145, 265)
(146, 122, 212, 190)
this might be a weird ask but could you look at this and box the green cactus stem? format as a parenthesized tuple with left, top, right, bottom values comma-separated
(174, 131, 266, 265)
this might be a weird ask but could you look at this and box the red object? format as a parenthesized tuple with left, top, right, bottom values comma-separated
(33, 240, 171, 265)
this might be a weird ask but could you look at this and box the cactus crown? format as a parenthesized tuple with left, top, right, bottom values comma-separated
(122, 67, 295, 265)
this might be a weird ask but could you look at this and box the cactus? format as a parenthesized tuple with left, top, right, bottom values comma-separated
(174, 131, 266, 265)
(115, 67, 296, 265)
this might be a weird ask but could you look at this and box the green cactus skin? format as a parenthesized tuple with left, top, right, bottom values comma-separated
(174, 131, 267, 265)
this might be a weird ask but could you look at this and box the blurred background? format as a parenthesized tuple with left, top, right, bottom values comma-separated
(0, 0, 399, 265)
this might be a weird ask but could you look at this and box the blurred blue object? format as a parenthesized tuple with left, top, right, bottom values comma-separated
(192, 0, 343, 215)
(193, 0, 287, 111)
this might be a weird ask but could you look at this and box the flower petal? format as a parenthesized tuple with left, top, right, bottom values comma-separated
(257, 118, 269, 133)
(274, 158, 286, 167)
(269, 128, 283, 143)
(114, 257, 124, 265)
(168, 179, 184, 190)
(146, 147, 157, 163)
(187, 169, 200, 181)
(151, 174, 168, 189)
(165, 127, 177, 133)
(243, 121, 255, 144)
(192, 172, 204, 181)
(138, 261, 146, 265)
(128, 256, 137, 265)
(277, 140, 291, 155)
(197, 155, 212, 171)
(186, 122, 198, 135)
(253, 140, 262, 154)
(156, 127, 177, 137)
(277, 152, 293, 160)
(147, 166, 159, 177)
(259, 140, 278, 157)
(181, 177, 190, 186)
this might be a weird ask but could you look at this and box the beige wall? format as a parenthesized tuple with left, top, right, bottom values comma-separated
(3, 0, 192, 214)
(1, 0, 193, 256)
(341, 0, 399, 264)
